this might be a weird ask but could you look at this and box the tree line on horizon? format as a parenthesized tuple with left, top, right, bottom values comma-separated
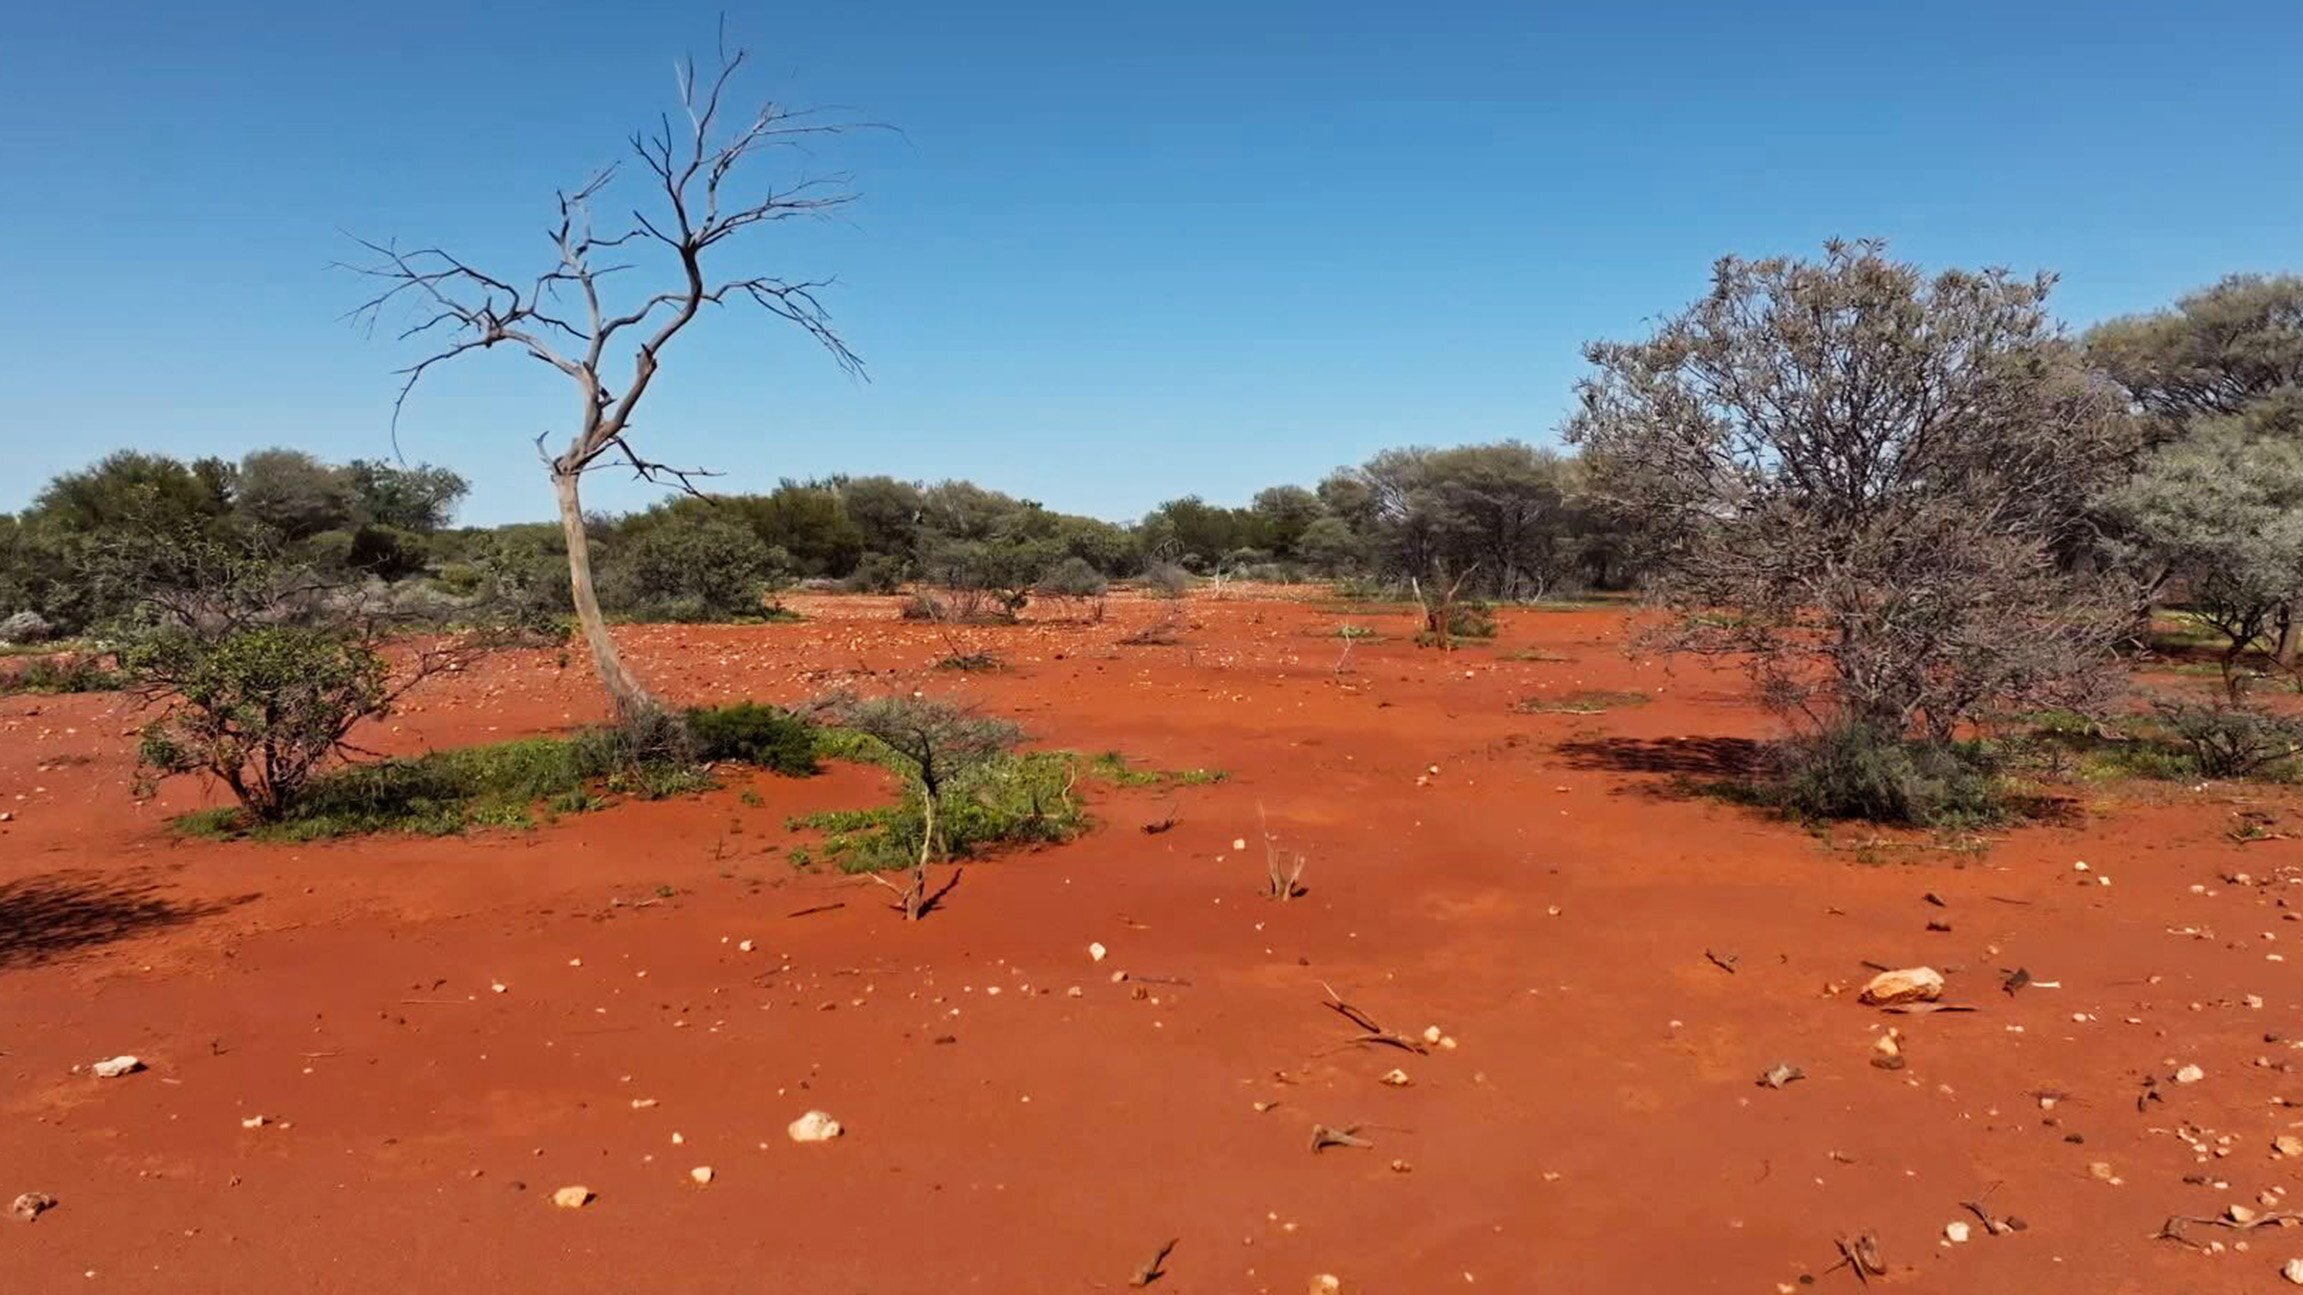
(0, 435, 1640, 637)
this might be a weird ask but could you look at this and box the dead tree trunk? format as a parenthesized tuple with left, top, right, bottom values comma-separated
(552, 467, 652, 714)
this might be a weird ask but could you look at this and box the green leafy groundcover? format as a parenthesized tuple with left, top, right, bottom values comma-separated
(787, 738, 1224, 874)
(178, 702, 816, 842)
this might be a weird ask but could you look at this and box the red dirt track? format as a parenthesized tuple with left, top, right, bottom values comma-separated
(5, 592, 2301, 1293)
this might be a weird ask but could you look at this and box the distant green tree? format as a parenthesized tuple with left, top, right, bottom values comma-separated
(235, 448, 358, 541)
(2088, 274, 2303, 662)
(345, 460, 470, 531)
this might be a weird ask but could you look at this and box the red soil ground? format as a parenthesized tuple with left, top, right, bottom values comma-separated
(5, 592, 2301, 1293)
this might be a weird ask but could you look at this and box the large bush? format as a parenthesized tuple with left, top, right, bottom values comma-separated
(1571, 240, 2137, 747)
(601, 511, 788, 622)
(131, 626, 392, 820)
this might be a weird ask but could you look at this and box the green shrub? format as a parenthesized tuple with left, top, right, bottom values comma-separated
(1037, 555, 1109, 600)
(794, 748, 1085, 873)
(844, 552, 908, 594)
(1770, 722, 2005, 827)
(601, 512, 789, 622)
(0, 652, 127, 695)
(684, 702, 819, 775)
(1141, 563, 1191, 599)
(2154, 698, 2303, 779)
(130, 626, 391, 821)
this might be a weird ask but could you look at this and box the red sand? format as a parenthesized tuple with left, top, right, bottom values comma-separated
(4, 592, 2300, 1293)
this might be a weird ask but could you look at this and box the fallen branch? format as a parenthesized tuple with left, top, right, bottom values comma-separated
(786, 901, 846, 918)
(1827, 1232, 1886, 1285)
(1309, 1123, 1373, 1153)
(1319, 985, 1429, 1055)
(1705, 949, 1740, 974)
(1128, 1237, 1178, 1287)
(2155, 1210, 2303, 1250)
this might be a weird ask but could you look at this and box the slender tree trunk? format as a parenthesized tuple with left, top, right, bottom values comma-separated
(2277, 604, 2301, 668)
(552, 467, 653, 717)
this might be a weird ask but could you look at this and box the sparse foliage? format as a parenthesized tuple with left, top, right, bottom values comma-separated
(350, 33, 870, 717)
(1571, 240, 2138, 748)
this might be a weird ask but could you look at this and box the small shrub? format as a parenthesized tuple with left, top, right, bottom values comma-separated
(2154, 698, 2303, 780)
(1416, 600, 1497, 647)
(1141, 563, 1191, 599)
(1037, 556, 1109, 600)
(0, 652, 127, 695)
(130, 626, 391, 821)
(1770, 723, 2005, 827)
(793, 749, 1085, 875)
(933, 651, 1003, 672)
(899, 593, 948, 622)
(803, 694, 1070, 918)
(570, 703, 700, 777)
(844, 552, 908, 595)
(685, 702, 819, 776)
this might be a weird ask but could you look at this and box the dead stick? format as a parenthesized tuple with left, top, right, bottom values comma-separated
(1128, 1237, 1179, 1287)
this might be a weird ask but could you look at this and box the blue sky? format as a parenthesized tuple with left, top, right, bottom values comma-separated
(5, 0, 2300, 525)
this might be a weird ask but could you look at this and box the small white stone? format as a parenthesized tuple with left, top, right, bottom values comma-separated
(551, 1185, 593, 1209)
(1944, 1220, 1971, 1244)
(2284, 1257, 2303, 1285)
(240, 1115, 268, 1130)
(90, 1056, 143, 1079)
(1088, 942, 1107, 963)
(491, 982, 508, 994)
(787, 1110, 843, 1143)
(689, 1166, 714, 1185)
(1232, 838, 1248, 851)
(1380, 1068, 1412, 1087)
(737, 939, 754, 953)
(2176, 1063, 2206, 1084)
(1422, 1025, 1444, 1044)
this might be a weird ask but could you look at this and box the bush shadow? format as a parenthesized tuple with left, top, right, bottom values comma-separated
(0, 870, 244, 972)
(1555, 735, 1768, 779)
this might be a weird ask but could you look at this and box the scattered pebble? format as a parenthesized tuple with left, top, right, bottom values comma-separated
(90, 1055, 143, 1079)
(1088, 942, 1107, 963)
(689, 1166, 714, 1185)
(1379, 1068, 1412, 1087)
(1944, 1220, 1971, 1244)
(551, 1186, 593, 1209)
(10, 1192, 56, 1223)
(2176, 1063, 2206, 1085)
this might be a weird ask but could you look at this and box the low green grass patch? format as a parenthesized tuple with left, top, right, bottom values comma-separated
(177, 701, 814, 841)
(1083, 751, 1228, 787)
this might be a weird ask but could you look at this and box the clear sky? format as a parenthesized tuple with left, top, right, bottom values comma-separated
(5, 0, 2300, 525)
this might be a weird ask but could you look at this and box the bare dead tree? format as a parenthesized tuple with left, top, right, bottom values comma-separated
(347, 36, 869, 717)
